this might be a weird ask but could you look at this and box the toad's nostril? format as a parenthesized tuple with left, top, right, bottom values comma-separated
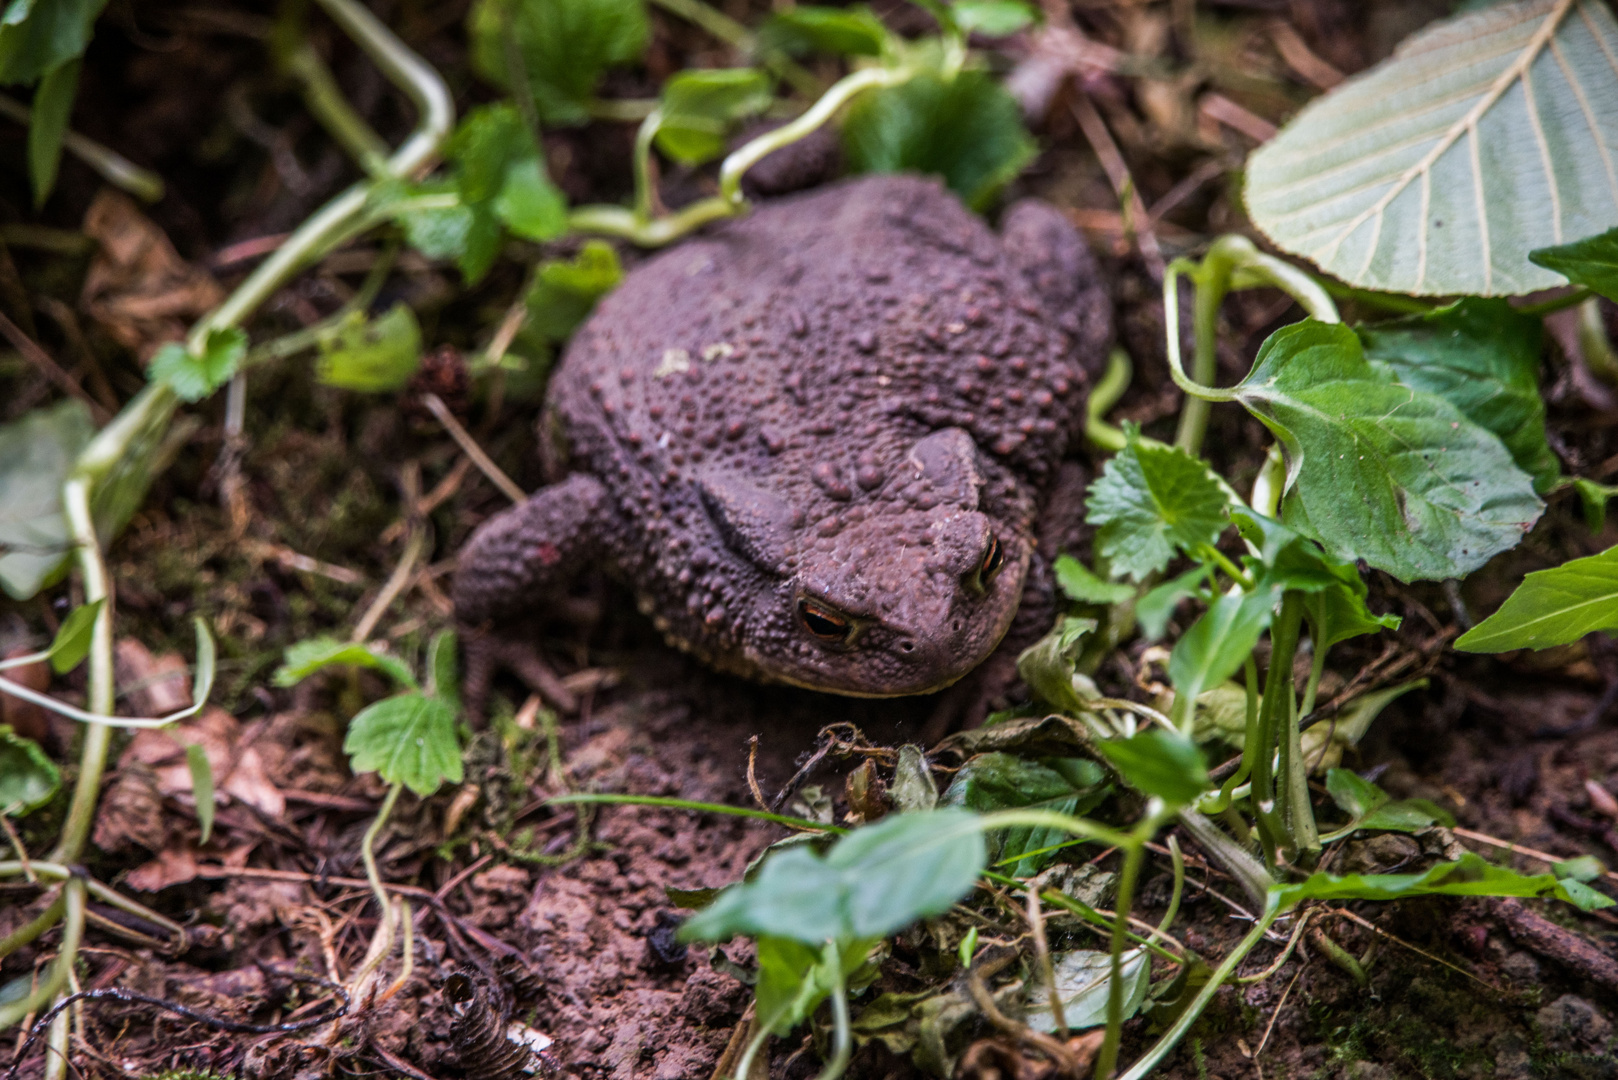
(898, 639, 916, 653)
(952, 620, 963, 633)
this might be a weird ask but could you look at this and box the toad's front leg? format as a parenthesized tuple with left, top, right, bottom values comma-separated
(453, 473, 617, 722)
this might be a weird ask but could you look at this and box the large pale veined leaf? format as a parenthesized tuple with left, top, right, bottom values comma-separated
(1247, 0, 1618, 296)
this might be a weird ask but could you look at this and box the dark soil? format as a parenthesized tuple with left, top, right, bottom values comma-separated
(3, 2, 1618, 1079)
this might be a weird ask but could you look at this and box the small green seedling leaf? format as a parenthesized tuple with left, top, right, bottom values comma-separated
(494, 157, 568, 241)
(190, 617, 216, 710)
(1233, 322, 1542, 582)
(679, 807, 986, 946)
(1086, 429, 1230, 582)
(344, 692, 463, 796)
(942, 752, 1108, 876)
(1136, 565, 1207, 642)
(1096, 730, 1208, 806)
(1168, 586, 1277, 718)
(0, 399, 93, 600)
(1359, 298, 1558, 492)
(844, 70, 1035, 211)
(467, 0, 650, 125)
(525, 240, 623, 342)
(1054, 555, 1133, 606)
(0, 725, 60, 816)
(1271, 852, 1614, 914)
(147, 328, 248, 403)
(274, 636, 419, 691)
(1023, 947, 1148, 1032)
(1554, 855, 1606, 883)
(958, 926, 979, 968)
(655, 68, 774, 166)
(758, 6, 889, 58)
(427, 629, 459, 711)
(1530, 226, 1618, 303)
(952, 0, 1036, 36)
(28, 58, 79, 207)
(1456, 544, 1618, 652)
(316, 303, 422, 392)
(1323, 767, 1452, 835)
(186, 742, 215, 845)
(47, 598, 104, 674)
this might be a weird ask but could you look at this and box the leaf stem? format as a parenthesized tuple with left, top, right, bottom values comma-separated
(362, 781, 403, 921)
(1084, 347, 1133, 452)
(0, 877, 84, 1031)
(0, 94, 164, 203)
(813, 941, 853, 1080)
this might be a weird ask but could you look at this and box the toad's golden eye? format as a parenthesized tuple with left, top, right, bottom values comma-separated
(979, 536, 1004, 580)
(799, 599, 852, 641)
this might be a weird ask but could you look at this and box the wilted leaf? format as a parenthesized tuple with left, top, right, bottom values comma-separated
(344, 692, 463, 796)
(1359, 299, 1558, 492)
(0, 399, 92, 600)
(1531, 226, 1618, 301)
(0, 725, 60, 816)
(1456, 543, 1618, 652)
(844, 70, 1034, 210)
(317, 304, 422, 392)
(941, 753, 1108, 876)
(1086, 430, 1229, 582)
(655, 68, 774, 165)
(1247, 0, 1618, 296)
(273, 636, 419, 690)
(1096, 730, 1208, 806)
(147, 328, 247, 403)
(468, 0, 649, 125)
(1234, 322, 1542, 582)
(1016, 617, 1096, 715)
(1022, 947, 1148, 1032)
(889, 745, 938, 814)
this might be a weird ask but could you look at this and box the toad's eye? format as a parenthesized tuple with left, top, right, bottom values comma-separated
(798, 599, 853, 642)
(979, 536, 1004, 580)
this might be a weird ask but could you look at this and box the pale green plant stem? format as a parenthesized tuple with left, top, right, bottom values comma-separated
(0, 672, 208, 729)
(0, 889, 64, 961)
(1085, 348, 1133, 452)
(633, 109, 664, 223)
(362, 782, 404, 920)
(1094, 803, 1171, 1080)
(1156, 836, 1185, 938)
(0, 94, 164, 203)
(1175, 248, 1235, 455)
(814, 941, 853, 1080)
(647, 0, 821, 97)
(282, 43, 392, 178)
(0, 877, 85, 1031)
(1577, 295, 1618, 386)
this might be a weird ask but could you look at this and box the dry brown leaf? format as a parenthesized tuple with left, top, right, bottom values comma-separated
(80, 188, 224, 359)
(125, 840, 201, 892)
(120, 706, 286, 819)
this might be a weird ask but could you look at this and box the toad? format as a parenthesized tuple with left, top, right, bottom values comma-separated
(454, 174, 1111, 708)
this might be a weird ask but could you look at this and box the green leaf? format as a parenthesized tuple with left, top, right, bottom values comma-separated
(1167, 587, 1277, 716)
(526, 241, 623, 342)
(951, 0, 1035, 36)
(844, 69, 1035, 211)
(1085, 430, 1230, 583)
(27, 58, 78, 207)
(427, 629, 459, 711)
(1232, 321, 1541, 582)
(1572, 477, 1618, 533)
(1246, 0, 1618, 296)
(1530, 225, 1618, 302)
(1022, 947, 1148, 1033)
(1305, 585, 1401, 653)
(942, 753, 1108, 876)
(1456, 544, 1618, 652)
(1359, 299, 1558, 493)
(1271, 852, 1614, 914)
(81, 381, 181, 555)
(273, 636, 419, 691)
(1230, 511, 1400, 647)
(1053, 555, 1134, 606)
(679, 807, 986, 946)
(0, 399, 92, 600)
(1136, 566, 1208, 642)
(0, 725, 59, 816)
(46, 598, 103, 674)
(494, 157, 568, 241)
(147, 328, 248, 404)
(344, 692, 463, 796)
(468, 0, 649, 126)
(655, 68, 774, 166)
(189, 617, 216, 712)
(754, 935, 875, 1035)
(1096, 730, 1208, 806)
(758, 6, 889, 58)
(0, 0, 107, 85)
(316, 304, 422, 393)
(889, 744, 938, 814)
(1015, 616, 1096, 716)
(186, 742, 215, 845)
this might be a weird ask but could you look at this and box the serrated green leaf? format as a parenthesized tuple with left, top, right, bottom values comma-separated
(525, 241, 623, 342)
(1272, 852, 1613, 913)
(47, 598, 103, 674)
(679, 807, 986, 946)
(186, 742, 215, 844)
(468, 0, 649, 126)
(0, 725, 59, 816)
(0, 399, 92, 600)
(1168, 586, 1277, 716)
(655, 68, 774, 166)
(844, 69, 1034, 211)
(1531, 226, 1618, 302)
(0, 0, 107, 85)
(941, 752, 1108, 876)
(273, 636, 419, 691)
(494, 157, 567, 241)
(1086, 432, 1230, 583)
(1246, 0, 1618, 296)
(1359, 299, 1558, 492)
(147, 328, 248, 403)
(1053, 555, 1133, 606)
(758, 6, 889, 57)
(952, 0, 1035, 36)
(1096, 730, 1208, 806)
(1233, 321, 1541, 582)
(316, 304, 421, 393)
(1456, 543, 1618, 652)
(344, 692, 463, 796)
(27, 58, 77, 207)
